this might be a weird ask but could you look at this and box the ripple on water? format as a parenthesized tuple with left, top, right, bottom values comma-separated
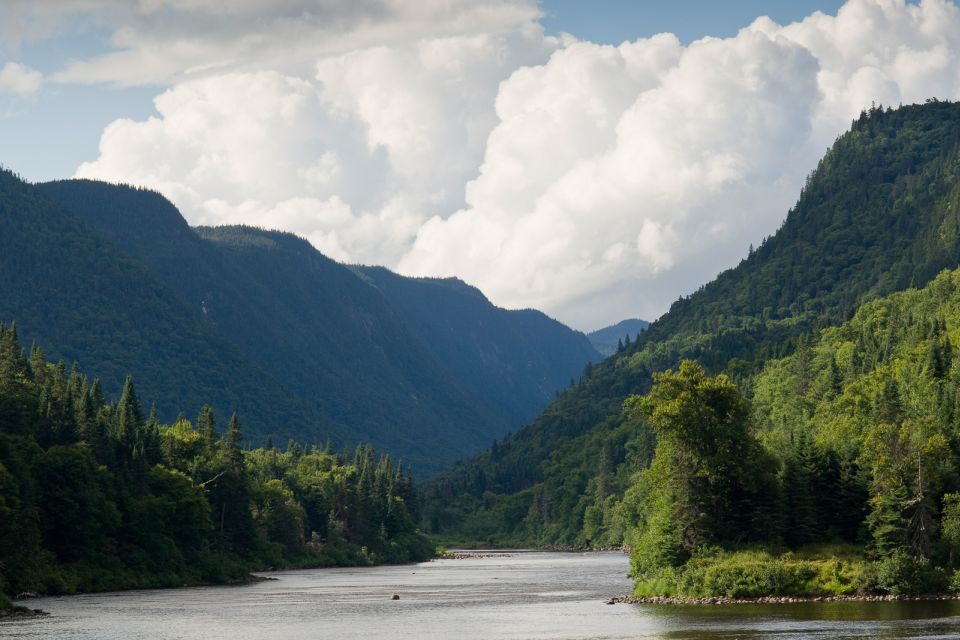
(4, 552, 960, 640)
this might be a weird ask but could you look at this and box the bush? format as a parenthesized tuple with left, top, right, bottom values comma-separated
(860, 551, 947, 595)
(949, 569, 960, 592)
(633, 548, 866, 598)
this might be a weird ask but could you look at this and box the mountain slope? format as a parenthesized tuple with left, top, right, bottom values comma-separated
(356, 266, 600, 427)
(587, 319, 650, 356)
(30, 180, 599, 474)
(0, 169, 330, 446)
(423, 100, 960, 542)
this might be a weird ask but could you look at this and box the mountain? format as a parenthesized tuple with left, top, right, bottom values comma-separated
(9, 177, 598, 474)
(355, 266, 601, 427)
(587, 319, 650, 357)
(423, 100, 960, 543)
(0, 169, 329, 448)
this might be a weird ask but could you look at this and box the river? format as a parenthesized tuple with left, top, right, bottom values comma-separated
(5, 551, 960, 639)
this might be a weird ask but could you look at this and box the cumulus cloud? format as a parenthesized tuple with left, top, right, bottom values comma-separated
(77, 25, 557, 265)
(0, 62, 42, 95)
(74, 0, 960, 329)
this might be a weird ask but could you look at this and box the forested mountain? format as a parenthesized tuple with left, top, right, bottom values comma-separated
(587, 319, 650, 357)
(1, 175, 598, 475)
(0, 324, 431, 606)
(423, 100, 960, 547)
(625, 268, 960, 597)
(0, 169, 329, 449)
(356, 266, 600, 427)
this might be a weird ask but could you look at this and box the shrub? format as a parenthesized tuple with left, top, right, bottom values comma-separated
(860, 551, 947, 595)
(633, 548, 868, 598)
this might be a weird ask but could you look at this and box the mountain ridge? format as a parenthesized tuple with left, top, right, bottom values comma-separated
(7, 176, 600, 475)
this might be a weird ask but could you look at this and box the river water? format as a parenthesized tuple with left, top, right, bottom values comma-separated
(5, 551, 960, 639)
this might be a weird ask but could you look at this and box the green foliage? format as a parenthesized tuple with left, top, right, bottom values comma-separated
(0, 325, 432, 602)
(633, 548, 866, 598)
(860, 550, 947, 596)
(628, 363, 777, 577)
(424, 101, 960, 556)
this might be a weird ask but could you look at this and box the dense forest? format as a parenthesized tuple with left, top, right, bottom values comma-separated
(0, 323, 432, 609)
(0, 173, 598, 476)
(629, 268, 960, 597)
(423, 101, 960, 595)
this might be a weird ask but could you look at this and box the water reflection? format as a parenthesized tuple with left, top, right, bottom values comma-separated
(639, 600, 960, 639)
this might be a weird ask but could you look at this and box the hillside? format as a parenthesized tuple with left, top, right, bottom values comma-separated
(0, 169, 329, 448)
(423, 100, 960, 543)
(587, 319, 650, 356)
(625, 267, 960, 598)
(21, 179, 599, 474)
(356, 266, 600, 427)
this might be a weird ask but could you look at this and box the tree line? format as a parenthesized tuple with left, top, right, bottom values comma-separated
(0, 322, 432, 605)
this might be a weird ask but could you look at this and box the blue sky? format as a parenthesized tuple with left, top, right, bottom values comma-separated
(541, 0, 847, 44)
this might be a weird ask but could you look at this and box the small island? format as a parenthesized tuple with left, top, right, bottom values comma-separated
(629, 341, 960, 601)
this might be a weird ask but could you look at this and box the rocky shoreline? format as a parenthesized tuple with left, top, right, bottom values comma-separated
(607, 593, 960, 605)
(0, 605, 48, 619)
(438, 545, 630, 560)
(538, 544, 631, 553)
(438, 551, 517, 560)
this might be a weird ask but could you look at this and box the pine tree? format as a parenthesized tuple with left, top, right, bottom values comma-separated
(197, 405, 217, 452)
(875, 377, 903, 424)
(226, 413, 243, 471)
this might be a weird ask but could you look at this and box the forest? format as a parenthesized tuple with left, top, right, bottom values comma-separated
(423, 101, 960, 596)
(0, 322, 432, 610)
(629, 268, 960, 597)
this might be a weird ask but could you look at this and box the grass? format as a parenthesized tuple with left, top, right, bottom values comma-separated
(633, 545, 872, 598)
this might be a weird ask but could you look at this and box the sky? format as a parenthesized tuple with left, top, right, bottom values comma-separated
(1, 0, 955, 331)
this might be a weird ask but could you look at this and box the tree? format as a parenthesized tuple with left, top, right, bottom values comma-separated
(197, 405, 216, 452)
(628, 361, 773, 575)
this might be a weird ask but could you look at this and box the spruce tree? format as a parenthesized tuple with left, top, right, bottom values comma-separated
(197, 405, 217, 452)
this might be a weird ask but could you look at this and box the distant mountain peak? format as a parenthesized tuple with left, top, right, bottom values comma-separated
(587, 318, 650, 357)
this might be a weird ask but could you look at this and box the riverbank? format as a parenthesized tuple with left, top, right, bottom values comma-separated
(437, 545, 629, 560)
(0, 550, 433, 610)
(439, 550, 517, 560)
(0, 605, 48, 620)
(538, 544, 631, 553)
(0, 593, 48, 620)
(609, 593, 960, 605)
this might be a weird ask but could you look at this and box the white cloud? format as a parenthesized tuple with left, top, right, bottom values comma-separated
(0, 62, 42, 95)
(73, 0, 960, 329)
(76, 25, 558, 266)
(398, 28, 824, 326)
(41, 0, 543, 86)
